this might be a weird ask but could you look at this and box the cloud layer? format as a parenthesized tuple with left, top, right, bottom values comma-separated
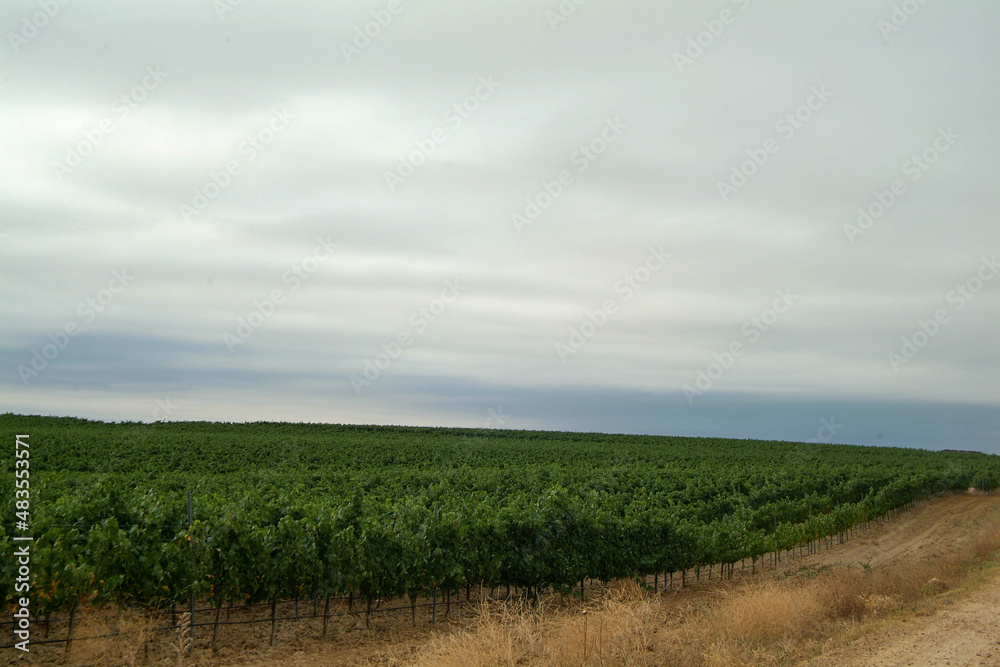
(2, 1, 998, 452)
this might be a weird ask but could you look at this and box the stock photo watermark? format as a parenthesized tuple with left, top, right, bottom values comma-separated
(53, 65, 169, 180)
(512, 116, 627, 233)
(180, 107, 295, 222)
(223, 236, 337, 352)
(844, 126, 958, 243)
(887, 254, 998, 372)
(807, 416, 844, 444)
(16, 269, 134, 384)
(350, 279, 467, 394)
(877, 0, 931, 44)
(484, 406, 510, 428)
(384, 75, 501, 192)
(215, 0, 247, 21)
(545, 0, 588, 31)
(152, 397, 180, 421)
(340, 0, 409, 62)
(556, 246, 670, 361)
(8, 0, 71, 53)
(682, 288, 799, 404)
(672, 0, 752, 72)
(12, 433, 32, 652)
(717, 85, 833, 202)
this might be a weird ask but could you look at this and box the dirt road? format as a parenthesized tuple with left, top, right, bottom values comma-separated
(816, 582, 1000, 666)
(804, 492, 1000, 667)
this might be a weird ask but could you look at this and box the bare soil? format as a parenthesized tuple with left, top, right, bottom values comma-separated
(803, 492, 1000, 667)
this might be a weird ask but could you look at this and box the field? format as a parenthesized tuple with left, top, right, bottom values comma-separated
(3, 414, 1000, 664)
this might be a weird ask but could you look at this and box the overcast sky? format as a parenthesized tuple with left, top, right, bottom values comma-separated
(2, 1, 998, 453)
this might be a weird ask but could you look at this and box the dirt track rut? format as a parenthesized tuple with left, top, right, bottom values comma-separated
(805, 492, 1000, 667)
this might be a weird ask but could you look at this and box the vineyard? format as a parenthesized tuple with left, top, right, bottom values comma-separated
(2, 414, 999, 651)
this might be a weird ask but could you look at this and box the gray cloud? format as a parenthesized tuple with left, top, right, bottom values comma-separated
(2, 1, 998, 453)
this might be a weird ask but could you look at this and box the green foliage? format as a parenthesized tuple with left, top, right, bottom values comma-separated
(2, 414, 998, 612)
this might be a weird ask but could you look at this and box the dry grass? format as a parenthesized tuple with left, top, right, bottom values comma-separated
(713, 580, 822, 640)
(967, 520, 1000, 561)
(169, 611, 194, 666)
(399, 598, 544, 667)
(399, 519, 1000, 667)
(69, 605, 161, 667)
(399, 581, 669, 667)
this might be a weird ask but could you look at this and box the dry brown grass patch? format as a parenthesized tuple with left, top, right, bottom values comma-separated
(404, 597, 546, 667)
(710, 579, 823, 642)
(968, 522, 1000, 561)
(405, 580, 672, 667)
(68, 605, 161, 667)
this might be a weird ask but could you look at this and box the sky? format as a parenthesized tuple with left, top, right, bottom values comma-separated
(2, 1, 998, 453)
